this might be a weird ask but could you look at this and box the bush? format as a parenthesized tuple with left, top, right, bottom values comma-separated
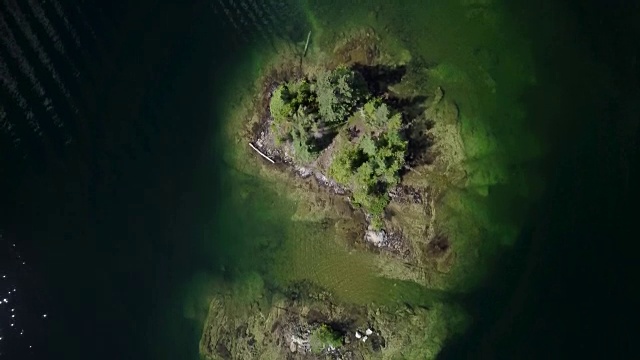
(369, 214, 385, 230)
(310, 324, 343, 354)
(328, 142, 361, 183)
(291, 127, 318, 163)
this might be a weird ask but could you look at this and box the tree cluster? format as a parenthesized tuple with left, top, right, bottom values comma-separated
(316, 66, 368, 124)
(329, 100, 406, 229)
(269, 67, 368, 162)
(269, 66, 409, 229)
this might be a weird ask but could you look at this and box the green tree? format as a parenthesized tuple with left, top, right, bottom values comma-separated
(270, 78, 340, 159)
(316, 66, 368, 125)
(328, 116, 407, 229)
(363, 98, 391, 129)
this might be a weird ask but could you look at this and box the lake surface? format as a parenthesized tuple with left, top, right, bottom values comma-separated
(1, 0, 637, 359)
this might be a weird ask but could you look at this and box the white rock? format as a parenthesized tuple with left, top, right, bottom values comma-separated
(365, 328, 373, 336)
(365, 230, 386, 246)
(291, 335, 305, 345)
(355, 331, 362, 339)
(362, 335, 368, 342)
(297, 167, 312, 178)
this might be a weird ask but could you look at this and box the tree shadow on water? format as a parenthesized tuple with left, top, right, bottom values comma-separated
(352, 63, 407, 96)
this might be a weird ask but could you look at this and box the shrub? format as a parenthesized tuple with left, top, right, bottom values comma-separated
(329, 142, 361, 183)
(369, 214, 385, 230)
(270, 85, 295, 124)
(291, 128, 317, 163)
(310, 324, 342, 354)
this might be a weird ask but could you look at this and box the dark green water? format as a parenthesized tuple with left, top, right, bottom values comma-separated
(439, 1, 639, 358)
(2, 1, 257, 358)
(1, 0, 637, 359)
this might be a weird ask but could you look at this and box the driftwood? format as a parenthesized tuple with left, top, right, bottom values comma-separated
(249, 142, 275, 164)
(303, 31, 312, 57)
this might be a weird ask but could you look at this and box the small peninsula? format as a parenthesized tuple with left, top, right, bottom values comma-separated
(201, 28, 467, 359)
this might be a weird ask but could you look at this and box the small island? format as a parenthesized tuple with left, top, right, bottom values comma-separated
(201, 28, 467, 359)
(265, 64, 410, 231)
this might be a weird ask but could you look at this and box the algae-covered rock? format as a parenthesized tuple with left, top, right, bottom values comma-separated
(200, 281, 458, 360)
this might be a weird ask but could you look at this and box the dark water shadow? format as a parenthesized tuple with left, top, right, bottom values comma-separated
(1, 1, 262, 360)
(437, 0, 640, 358)
(352, 63, 407, 97)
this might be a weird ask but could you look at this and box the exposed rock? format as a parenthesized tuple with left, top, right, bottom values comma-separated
(296, 166, 312, 178)
(365, 229, 386, 246)
(389, 184, 424, 204)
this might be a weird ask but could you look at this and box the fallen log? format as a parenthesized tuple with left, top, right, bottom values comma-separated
(303, 31, 312, 57)
(249, 142, 275, 164)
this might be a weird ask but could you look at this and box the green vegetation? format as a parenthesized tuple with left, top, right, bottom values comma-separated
(269, 67, 408, 229)
(309, 324, 343, 354)
(329, 100, 406, 229)
(269, 67, 367, 162)
(316, 66, 368, 124)
(269, 80, 321, 162)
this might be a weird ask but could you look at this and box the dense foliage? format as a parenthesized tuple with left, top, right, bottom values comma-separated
(269, 67, 367, 162)
(268, 67, 408, 229)
(310, 324, 343, 354)
(329, 101, 406, 229)
(363, 98, 391, 129)
(316, 66, 368, 124)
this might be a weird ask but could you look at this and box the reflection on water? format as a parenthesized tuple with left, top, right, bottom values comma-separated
(0, 232, 50, 358)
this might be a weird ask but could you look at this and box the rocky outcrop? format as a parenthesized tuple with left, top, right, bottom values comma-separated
(200, 282, 449, 360)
